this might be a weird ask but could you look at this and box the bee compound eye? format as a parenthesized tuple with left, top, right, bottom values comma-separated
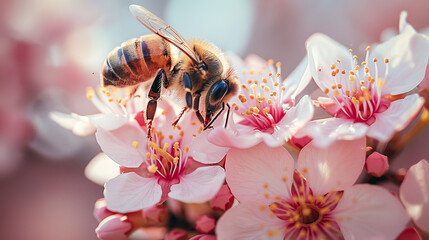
(208, 80, 229, 106)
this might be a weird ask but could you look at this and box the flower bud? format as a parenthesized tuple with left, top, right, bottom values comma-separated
(95, 214, 131, 240)
(209, 184, 234, 211)
(94, 198, 115, 222)
(365, 152, 389, 177)
(195, 215, 216, 234)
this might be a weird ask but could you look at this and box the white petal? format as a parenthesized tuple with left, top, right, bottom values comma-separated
(89, 113, 129, 131)
(50, 112, 96, 136)
(168, 166, 225, 203)
(369, 27, 429, 95)
(95, 123, 147, 168)
(334, 184, 409, 240)
(282, 55, 312, 100)
(367, 94, 424, 142)
(85, 152, 120, 186)
(296, 118, 368, 148)
(104, 173, 162, 213)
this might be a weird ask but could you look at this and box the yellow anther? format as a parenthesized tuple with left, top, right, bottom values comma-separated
(349, 75, 356, 81)
(268, 72, 273, 76)
(146, 152, 151, 159)
(132, 141, 139, 149)
(384, 58, 389, 63)
(163, 142, 169, 151)
(281, 86, 286, 91)
(318, 68, 322, 72)
(331, 71, 337, 77)
(197, 126, 203, 134)
(345, 90, 350, 96)
(180, 130, 184, 137)
(365, 45, 371, 51)
(267, 99, 272, 104)
(331, 85, 337, 90)
(264, 86, 270, 92)
(360, 81, 365, 86)
(262, 107, 270, 115)
(276, 61, 282, 67)
(147, 164, 158, 174)
(151, 155, 158, 160)
(333, 90, 340, 96)
(337, 84, 342, 89)
(249, 70, 256, 75)
(373, 57, 378, 62)
(302, 207, 311, 216)
(353, 55, 358, 59)
(365, 67, 369, 73)
(173, 142, 179, 150)
(108, 98, 114, 102)
(324, 88, 329, 94)
(361, 61, 367, 66)
(105, 90, 111, 97)
(320, 207, 330, 215)
(341, 70, 346, 74)
(331, 64, 336, 70)
(348, 49, 353, 53)
(336, 59, 341, 63)
(355, 65, 359, 71)
(175, 150, 180, 157)
(247, 79, 253, 84)
(269, 203, 277, 210)
(185, 146, 189, 154)
(148, 141, 158, 149)
(262, 78, 268, 83)
(350, 71, 355, 75)
(276, 73, 281, 78)
(173, 157, 179, 164)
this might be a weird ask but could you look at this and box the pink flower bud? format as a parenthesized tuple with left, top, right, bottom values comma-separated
(396, 227, 422, 240)
(142, 205, 167, 225)
(94, 198, 115, 222)
(95, 215, 132, 240)
(165, 229, 188, 240)
(189, 234, 216, 240)
(209, 184, 234, 211)
(195, 215, 216, 234)
(365, 152, 389, 177)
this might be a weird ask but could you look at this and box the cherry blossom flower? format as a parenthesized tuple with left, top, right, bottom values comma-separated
(208, 54, 314, 148)
(51, 85, 150, 136)
(97, 107, 228, 213)
(299, 18, 428, 147)
(400, 159, 429, 233)
(216, 138, 409, 239)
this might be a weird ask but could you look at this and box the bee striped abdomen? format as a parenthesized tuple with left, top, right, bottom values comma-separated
(101, 35, 171, 88)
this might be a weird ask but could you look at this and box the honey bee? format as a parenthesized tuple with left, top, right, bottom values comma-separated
(100, 5, 238, 135)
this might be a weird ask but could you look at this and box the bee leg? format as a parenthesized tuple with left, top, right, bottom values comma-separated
(146, 69, 166, 138)
(172, 107, 187, 127)
(193, 93, 205, 124)
(224, 103, 231, 128)
(203, 102, 225, 131)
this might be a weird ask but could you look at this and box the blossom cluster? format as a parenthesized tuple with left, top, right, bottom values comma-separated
(54, 10, 429, 240)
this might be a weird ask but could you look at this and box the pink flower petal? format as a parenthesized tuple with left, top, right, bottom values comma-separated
(216, 202, 284, 240)
(50, 112, 96, 136)
(297, 138, 366, 195)
(89, 113, 128, 131)
(95, 123, 147, 168)
(400, 160, 429, 233)
(195, 215, 216, 234)
(168, 166, 225, 203)
(334, 184, 409, 240)
(104, 173, 162, 213)
(367, 94, 424, 142)
(399, 11, 416, 35)
(95, 214, 131, 240)
(85, 152, 120, 186)
(283, 56, 312, 100)
(306, 33, 353, 91)
(369, 27, 429, 95)
(225, 143, 294, 204)
(189, 129, 229, 164)
(208, 122, 262, 149)
(296, 117, 368, 148)
(268, 95, 314, 146)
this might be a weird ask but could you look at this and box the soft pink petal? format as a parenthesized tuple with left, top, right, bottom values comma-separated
(226, 143, 294, 204)
(296, 117, 368, 148)
(369, 27, 429, 95)
(95, 123, 147, 168)
(189, 129, 229, 164)
(297, 138, 366, 195)
(399, 11, 416, 35)
(306, 33, 353, 91)
(89, 113, 129, 131)
(400, 160, 429, 233)
(216, 202, 284, 240)
(85, 153, 120, 186)
(283, 55, 312, 100)
(104, 173, 162, 213)
(267, 95, 314, 147)
(367, 94, 424, 142)
(334, 184, 409, 240)
(50, 112, 96, 136)
(316, 97, 341, 116)
(168, 166, 225, 203)
(208, 119, 262, 149)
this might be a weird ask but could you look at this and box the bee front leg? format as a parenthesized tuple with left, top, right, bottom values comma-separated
(146, 69, 166, 138)
(193, 93, 205, 124)
(172, 73, 192, 127)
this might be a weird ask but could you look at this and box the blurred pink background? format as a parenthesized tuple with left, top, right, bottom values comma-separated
(0, 0, 428, 239)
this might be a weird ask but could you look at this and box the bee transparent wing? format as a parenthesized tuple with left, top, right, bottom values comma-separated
(129, 5, 199, 63)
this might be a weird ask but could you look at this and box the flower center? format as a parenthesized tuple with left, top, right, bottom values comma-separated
(269, 172, 344, 239)
(234, 60, 291, 132)
(321, 46, 391, 124)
